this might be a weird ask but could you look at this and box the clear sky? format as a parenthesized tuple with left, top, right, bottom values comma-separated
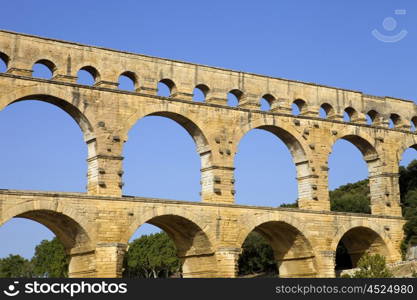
(0, 0, 417, 258)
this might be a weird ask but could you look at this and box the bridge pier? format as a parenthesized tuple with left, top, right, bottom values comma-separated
(315, 250, 337, 278)
(201, 165, 235, 204)
(95, 243, 127, 278)
(277, 255, 318, 278)
(180, 253, 219, 278)
(215, 247, 241, 278)
(369, 172, 402, 216)
(68, 249, 97, 278)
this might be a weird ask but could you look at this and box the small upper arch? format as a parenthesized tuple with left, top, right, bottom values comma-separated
(389, 113, 402, 128)
(77, 66, 100, 86)
(260, 94, 276, 111)
(411, 116, 417, 132)
(193, 83, 210, 102)
(292, 98, 307, 115)
(228, 89, 244, 107)
(118, 71, 138, 91)
(158, 78, 177, 97)
(32, 59, 57, 79)
(319, 103, 335, 119)
(366, 109, 382, 125)
(344, 107, 358, 122)
(0, 51, 10, 71)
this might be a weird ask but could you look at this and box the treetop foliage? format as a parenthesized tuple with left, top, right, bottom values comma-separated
(343, 253, 393, 278)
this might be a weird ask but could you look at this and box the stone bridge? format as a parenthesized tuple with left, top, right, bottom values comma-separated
(0, 30, 415, 277)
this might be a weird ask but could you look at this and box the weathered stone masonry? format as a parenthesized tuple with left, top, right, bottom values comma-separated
(0, 30, 416, 277)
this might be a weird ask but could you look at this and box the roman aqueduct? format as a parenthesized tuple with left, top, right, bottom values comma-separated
(0, 30, 416, 277)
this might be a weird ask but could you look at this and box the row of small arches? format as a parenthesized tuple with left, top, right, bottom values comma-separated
(0, 54, 416, 131)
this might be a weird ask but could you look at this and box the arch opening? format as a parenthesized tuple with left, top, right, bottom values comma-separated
(77, 66, 99, 86)
(0, 99, 91, 192)
(366, 110, 381, 125)
(238, 221, 317, 278)
(0, 209, 93, 278)
(157, 79, 176, 97)
(118, 71, 137, 91)
(235, 126, 305, 207)
(227, 89, 243, 107)
(123, 112, 210, 201)
(389, 113, 401, 129)
(328, 136, 377, 214)
(291, 99, 306, 116)
(32, 60, 56, 79)
(0, 52, 9, 72)
(260, 94, 275, 111)
(410, 117, 417, 132)
(343, 107, 357, 122)
(318, 103, 334, 119)
(334, 226, 389, 275)
(124, 214, 216, 278)
(193, 84, 209, 102)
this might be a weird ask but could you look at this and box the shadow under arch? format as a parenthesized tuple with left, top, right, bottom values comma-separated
(125, 213, 217, 278)
(238, 219, 317, 277)
(337, 135, 378, 160)
(1, 206, 95, 277)
(332, 225, 393, 272)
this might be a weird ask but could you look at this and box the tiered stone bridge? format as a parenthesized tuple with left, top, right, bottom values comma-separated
(0, 30, 415, 277)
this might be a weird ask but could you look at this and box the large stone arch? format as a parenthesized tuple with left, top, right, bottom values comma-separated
(0, 84, 95, 141)
(0, 84, 99, 195)
(123, 207, 217, 277)
(327, 132, 380, 178)
(237, 213, 318, 277)
(328, 132, 379, 161)
(233, 116, 314, 208)
(235, 117, 309, 164)
(121, 104, 212, 154)
(0, 199, 96, 277)
(398, 137, 417, 163)
(120, 104, 217, 202)
(332, 221, 399, 267)
(327, 132, 383, 213)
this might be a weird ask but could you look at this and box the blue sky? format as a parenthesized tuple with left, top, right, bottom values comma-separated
(0, 0, 417, 258)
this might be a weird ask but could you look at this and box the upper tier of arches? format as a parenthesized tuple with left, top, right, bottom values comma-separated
(1, 30, 417, 133)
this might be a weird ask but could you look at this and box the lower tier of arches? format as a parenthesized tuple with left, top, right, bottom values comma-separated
(0, 190, 404, 278)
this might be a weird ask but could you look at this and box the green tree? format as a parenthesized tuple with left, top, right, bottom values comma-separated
(399, 160, 417, 257)
(31, 238, 68, 278)
(345, 253, 392, 278)
(0, 254, 33, 278)
(123, 232, 180, 278)
(238, 232, 277, 276)
(279, 201, 298, 208)
(330, 179, 371, 213)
